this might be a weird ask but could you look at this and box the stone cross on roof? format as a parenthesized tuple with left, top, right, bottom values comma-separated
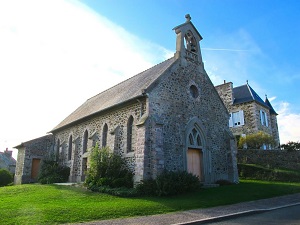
(185, 14, 191, 22)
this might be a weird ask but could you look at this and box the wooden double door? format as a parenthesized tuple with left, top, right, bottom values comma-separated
(187, 148, 203, 181)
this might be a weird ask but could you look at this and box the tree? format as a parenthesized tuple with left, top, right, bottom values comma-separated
(238, 131, 276, 149)
(281, 141, 300, 151)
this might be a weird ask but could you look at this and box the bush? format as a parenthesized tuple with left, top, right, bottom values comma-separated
(281, 141, 300, 151)
(238, 131, 276, 149)
(0, 169, 13, 187)
(85, 144, 133, 190)
(38, 157, 70, 184)
(136, 170, 201, 196)
(215, 179, 233, 186)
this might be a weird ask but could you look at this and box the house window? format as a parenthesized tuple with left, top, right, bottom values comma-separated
(83, 130, 88, 154)
(229, 110, 245, 127)
(260, 110, 268, 127)
(102, 123, 108, 147)
(127, 116, 134, 153)
(68, 135, 73, 160)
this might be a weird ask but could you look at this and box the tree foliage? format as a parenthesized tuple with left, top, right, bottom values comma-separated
(281, 141, 300, 151)
(85, 144, 133, 189)
(38, 156, 70, 184)
(238, 131, 276, 149)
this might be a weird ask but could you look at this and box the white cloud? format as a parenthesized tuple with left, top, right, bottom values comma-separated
(0, 0, 171, 158)
(203, 28, 264, 86)
(277, 102, 300, 144)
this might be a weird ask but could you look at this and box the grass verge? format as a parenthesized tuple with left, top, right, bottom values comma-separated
(1, 180, 300, 224)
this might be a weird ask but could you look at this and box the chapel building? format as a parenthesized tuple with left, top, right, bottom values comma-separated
(14, 15, 239, 185)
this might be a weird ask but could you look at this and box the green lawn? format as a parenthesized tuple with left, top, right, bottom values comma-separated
(1, 180, 300, 224)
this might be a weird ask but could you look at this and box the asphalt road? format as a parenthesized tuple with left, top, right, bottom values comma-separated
(201, 204, 300, 225)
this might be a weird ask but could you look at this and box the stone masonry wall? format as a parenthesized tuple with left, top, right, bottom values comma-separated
(53, 99, 147, 183)
(270, 114, 280, 147)
(237, 149, 300, 170)
(14, 134, 54, 184)
(148, 58, 238, 183)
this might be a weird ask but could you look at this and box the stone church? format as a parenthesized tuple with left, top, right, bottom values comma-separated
(14, 15, 239, 185)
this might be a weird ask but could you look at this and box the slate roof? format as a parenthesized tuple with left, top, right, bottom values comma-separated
(265, 97, 278, 115)
(0, 151, 16, 172)
(233, 84, 268, 107)
(51, 57, 177, 132)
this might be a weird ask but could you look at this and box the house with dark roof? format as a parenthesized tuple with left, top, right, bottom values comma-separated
(14, 15, 239, 185)
(215, 81, 280, 149)
(0, 148, 16, 174)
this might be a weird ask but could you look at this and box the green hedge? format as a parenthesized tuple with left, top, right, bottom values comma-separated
(238, 163, 300, 182)
(136, 170, 201, 196)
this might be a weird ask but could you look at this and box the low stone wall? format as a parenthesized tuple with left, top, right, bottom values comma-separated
(237, 149, 300, 170)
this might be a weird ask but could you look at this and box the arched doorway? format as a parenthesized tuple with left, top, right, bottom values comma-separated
(186, 125, 204, 181)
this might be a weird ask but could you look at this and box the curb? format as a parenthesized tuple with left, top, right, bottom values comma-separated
(173, 202, 300, 225)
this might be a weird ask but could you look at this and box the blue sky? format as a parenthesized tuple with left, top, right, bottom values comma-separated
(0, 0, 299, 158)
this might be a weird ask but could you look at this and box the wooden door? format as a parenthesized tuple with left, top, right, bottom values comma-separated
(31, 158, 41, 179)
(187, 148, 203, 180)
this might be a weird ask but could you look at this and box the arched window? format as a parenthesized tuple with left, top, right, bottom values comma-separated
(127, 116, 134, 153)
(188, 128, 202, 148)
(102, 123, 108, 147)
(83, 130, 88, 154)
(68, 135, 73, 160)
(56, 139, 60, 161)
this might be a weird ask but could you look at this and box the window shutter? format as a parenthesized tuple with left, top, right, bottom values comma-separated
(265, 113, 268, 127)
(239, 110, 245, 126)
(260, 110, 263, 125)
(229, 113, 233, 127)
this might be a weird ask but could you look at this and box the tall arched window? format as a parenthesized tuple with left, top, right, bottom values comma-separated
(68, 135, 73, 160)
(188, 128, 202, 148)
(127, 116, 134, 153)
(83, 130, 88, 154)
(102, 123, 108, 147)
(56, 139, 60, 161)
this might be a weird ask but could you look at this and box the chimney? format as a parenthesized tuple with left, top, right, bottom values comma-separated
(4, 148, 12, 157)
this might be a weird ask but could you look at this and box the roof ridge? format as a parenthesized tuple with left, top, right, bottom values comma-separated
(246, 83, 255, 101)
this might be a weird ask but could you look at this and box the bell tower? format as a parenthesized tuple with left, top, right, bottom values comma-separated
(173, 14, 203, 64)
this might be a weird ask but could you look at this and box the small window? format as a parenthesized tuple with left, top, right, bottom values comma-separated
(189, 133, 194, 145)
(56, 139, 60, 161)
(260, 110, 268, 127)
(83, 130, 88, 154)
(68, 135, 73, 160)
(127, 116, 134, 153)
(102, 124, 108, 147)
(190, 85, 199, 98)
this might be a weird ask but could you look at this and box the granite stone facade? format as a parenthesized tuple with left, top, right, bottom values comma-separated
(14, 134, 54, 184)
(215, 82, 280, 148)
(14, 15, 239, 185)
